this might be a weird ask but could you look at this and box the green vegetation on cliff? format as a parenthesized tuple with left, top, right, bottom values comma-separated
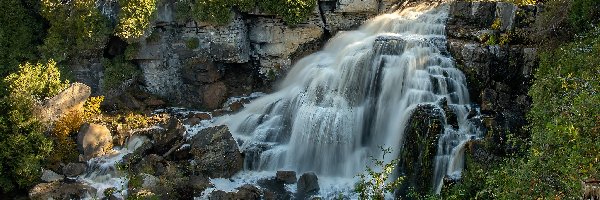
(176, 0, 317, 25)
(444, 0, 600, 198)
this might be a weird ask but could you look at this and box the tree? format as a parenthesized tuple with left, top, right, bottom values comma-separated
(0, 60, 68, 192)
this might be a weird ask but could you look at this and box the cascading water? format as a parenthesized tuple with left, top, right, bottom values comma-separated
(221, 2, 481, 195)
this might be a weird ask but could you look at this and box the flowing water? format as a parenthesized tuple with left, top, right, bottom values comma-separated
(81, 2, 482, 198)
(221, 2, 481, 195)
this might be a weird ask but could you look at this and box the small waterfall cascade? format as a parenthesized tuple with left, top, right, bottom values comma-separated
(222, 2, 481, 194)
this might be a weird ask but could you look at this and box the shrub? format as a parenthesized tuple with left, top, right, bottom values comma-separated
(40, 0, 111, 62)
(116, 0, 159, 42)
(179, 0, 316, 25)
(0, 0, 44, 77)
(355, 147, 403, 200)
(0, 60, 68, 192)
(102, 57, 140, 91)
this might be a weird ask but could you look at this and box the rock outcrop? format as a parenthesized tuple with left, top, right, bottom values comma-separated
(398, 104, 445, 195)
(446, 1, 538, 155)
(72, 0, 402, 110)
(37, 83, 91, 122)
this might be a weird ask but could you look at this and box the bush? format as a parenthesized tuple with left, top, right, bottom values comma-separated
(0, 0, 44, 77)
(102, 57, 140, 91)
(444, 27, 600, 199)
(39, 0, 111, 62)
(355, 147, 403, 200)
(116, 0, 159, 42)
(0, 60, 68, 192)
(178, 0, 316, 25)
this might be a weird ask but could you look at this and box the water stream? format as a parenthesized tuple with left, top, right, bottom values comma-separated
(221, 2, 481, 195)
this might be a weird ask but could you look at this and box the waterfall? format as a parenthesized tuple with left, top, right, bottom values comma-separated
(221, 2, 481, 194)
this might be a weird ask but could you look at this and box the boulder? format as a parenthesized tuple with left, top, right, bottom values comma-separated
(190, 125, 243, 178)
(77, 123, 113, 160)
(258, 178, 293, 200)
(29, 182, 97, 200)
(62, 162, 87, 177)
(208, 185, 261, 200)
(276, 171, 297, 184)
(38, 83, 91, 122)
(297, 172, 320, 199)
(40, 169, 63, 182)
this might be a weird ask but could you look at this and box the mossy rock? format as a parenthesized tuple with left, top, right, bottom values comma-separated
(397, 104, 444, 197)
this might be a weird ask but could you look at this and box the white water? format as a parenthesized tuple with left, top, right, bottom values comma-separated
(220, 2, 481, 195)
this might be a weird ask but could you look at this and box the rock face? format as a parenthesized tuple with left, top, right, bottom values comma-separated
(72, 0, 401, 110)
(77, 123, 113, 160)
(37, 83, 91, 122)
(446, 1, 537, 154)
(398, 104, 445, 195)
(189, 125, 243, 178)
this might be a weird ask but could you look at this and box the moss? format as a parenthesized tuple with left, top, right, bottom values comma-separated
(185, 38, 200, 49)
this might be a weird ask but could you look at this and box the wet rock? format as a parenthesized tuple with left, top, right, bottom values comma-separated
(190, 125, 243, 178)
(259, 178, 293, 200)
(209, 185, 261, 200)
(41, 169, 64, 182)
(398, 104, 444, 195)
(276, 171, 297, 184)
(189, 175, 212, 194)
(77, 123, 113, 160)
(37, 83, 91, 122)
(151, 118, 185, 155)
(29, 182, 97, 200)
(62, 162, 87, 177)
(133, 154, 165, 176)
(297, 172, 320, 199)
(234, 184, 262, 200)
(183, 117, 202, 126)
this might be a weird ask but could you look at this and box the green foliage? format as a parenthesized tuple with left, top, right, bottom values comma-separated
(116, 0, 158, 42)
(445, 27, 600, 199)
(185, 38, 200, 49)
(568, 0, 600, 33)
(177, 0, 316, 25)
(0, 0, 44, 77)
(355, 147, 403, 200)
(102, 57, 140, 91)
(257, 0, 316, 25)
(0, 60, 69, 192)
(40, 0, 111, 62)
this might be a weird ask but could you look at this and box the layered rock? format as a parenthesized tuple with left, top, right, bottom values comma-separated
(446, 1, 538, 155)
(72, 0, 403, 110)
